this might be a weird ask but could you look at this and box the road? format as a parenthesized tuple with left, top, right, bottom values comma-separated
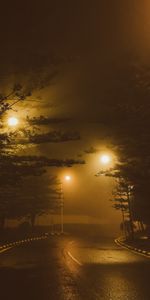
(0, 235, 150, 300)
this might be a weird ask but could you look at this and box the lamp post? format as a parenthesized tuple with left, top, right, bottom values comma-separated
(60, 182, 64, 234)
(7, 116, 19, 127)
(96, 153, 135, 240)
(60, 175, 71, 234)
(100, 154, 111, 165)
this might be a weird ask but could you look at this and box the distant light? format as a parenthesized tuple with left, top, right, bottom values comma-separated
(140, 236, 148, 240)
(8, 117, 19, 127)
(100, 154, 111, 165)
(65, 175, 71, 181)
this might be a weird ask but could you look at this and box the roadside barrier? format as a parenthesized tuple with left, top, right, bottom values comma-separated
(115, 237, 150, 258)
(0, 234, 48, 253)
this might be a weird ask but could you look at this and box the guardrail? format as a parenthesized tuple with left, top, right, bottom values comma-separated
(115, 237, 150, 258)
(0, 234, 48, 253)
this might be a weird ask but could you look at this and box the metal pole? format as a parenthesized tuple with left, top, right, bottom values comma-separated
(50, 210, 54, 234)
(60, 182, 64, 234)
(127, 189, 134, 240)
(121, 204, 127, 239)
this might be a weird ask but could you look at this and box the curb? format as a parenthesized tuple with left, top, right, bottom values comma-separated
(0, 234, 48, 253)
(115, 237, 150, 259)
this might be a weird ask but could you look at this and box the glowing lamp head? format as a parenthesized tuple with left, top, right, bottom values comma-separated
(100, 154, 111, 165)
(8, 117, 19, 127)
(65, 175, 71, 181)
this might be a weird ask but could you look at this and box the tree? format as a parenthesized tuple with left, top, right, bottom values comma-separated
(0, 83, 85, 230)
(96, 61, 150, 233)
(0, 84, 31, 117)
(7, 175, 59, 228)
(111, 178, 134, 239)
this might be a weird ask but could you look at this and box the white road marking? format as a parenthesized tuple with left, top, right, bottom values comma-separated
(67, 251, 82, 266)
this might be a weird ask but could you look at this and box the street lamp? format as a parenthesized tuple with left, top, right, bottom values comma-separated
(65, 175, 71, 181)
(60, 182, 64, 234)
(7, 116, 19, 127)
(60, 175, 72, 234)
(96, 153, 134, 240)
(100, 154, 111, 165)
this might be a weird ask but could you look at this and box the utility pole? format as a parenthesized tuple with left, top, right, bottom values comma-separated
(59, 175, 71, 234)
(127, 187, 134, 240)
(60, 182, 64, 234)
(120, 200, 127, 239)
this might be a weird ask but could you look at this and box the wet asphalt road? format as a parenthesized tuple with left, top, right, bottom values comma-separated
(0, 236, 150, 300)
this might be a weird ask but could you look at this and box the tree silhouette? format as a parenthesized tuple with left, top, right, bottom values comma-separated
(0, 80, 84, 229)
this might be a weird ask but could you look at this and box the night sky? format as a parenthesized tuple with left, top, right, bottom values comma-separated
(1, 1, 150, 228)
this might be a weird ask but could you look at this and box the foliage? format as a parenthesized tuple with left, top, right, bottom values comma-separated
(0, 84, 31, 117)
(0, 83, 84, 229)
(96, 62, 150, 229)
(110, 178, 134, 239)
